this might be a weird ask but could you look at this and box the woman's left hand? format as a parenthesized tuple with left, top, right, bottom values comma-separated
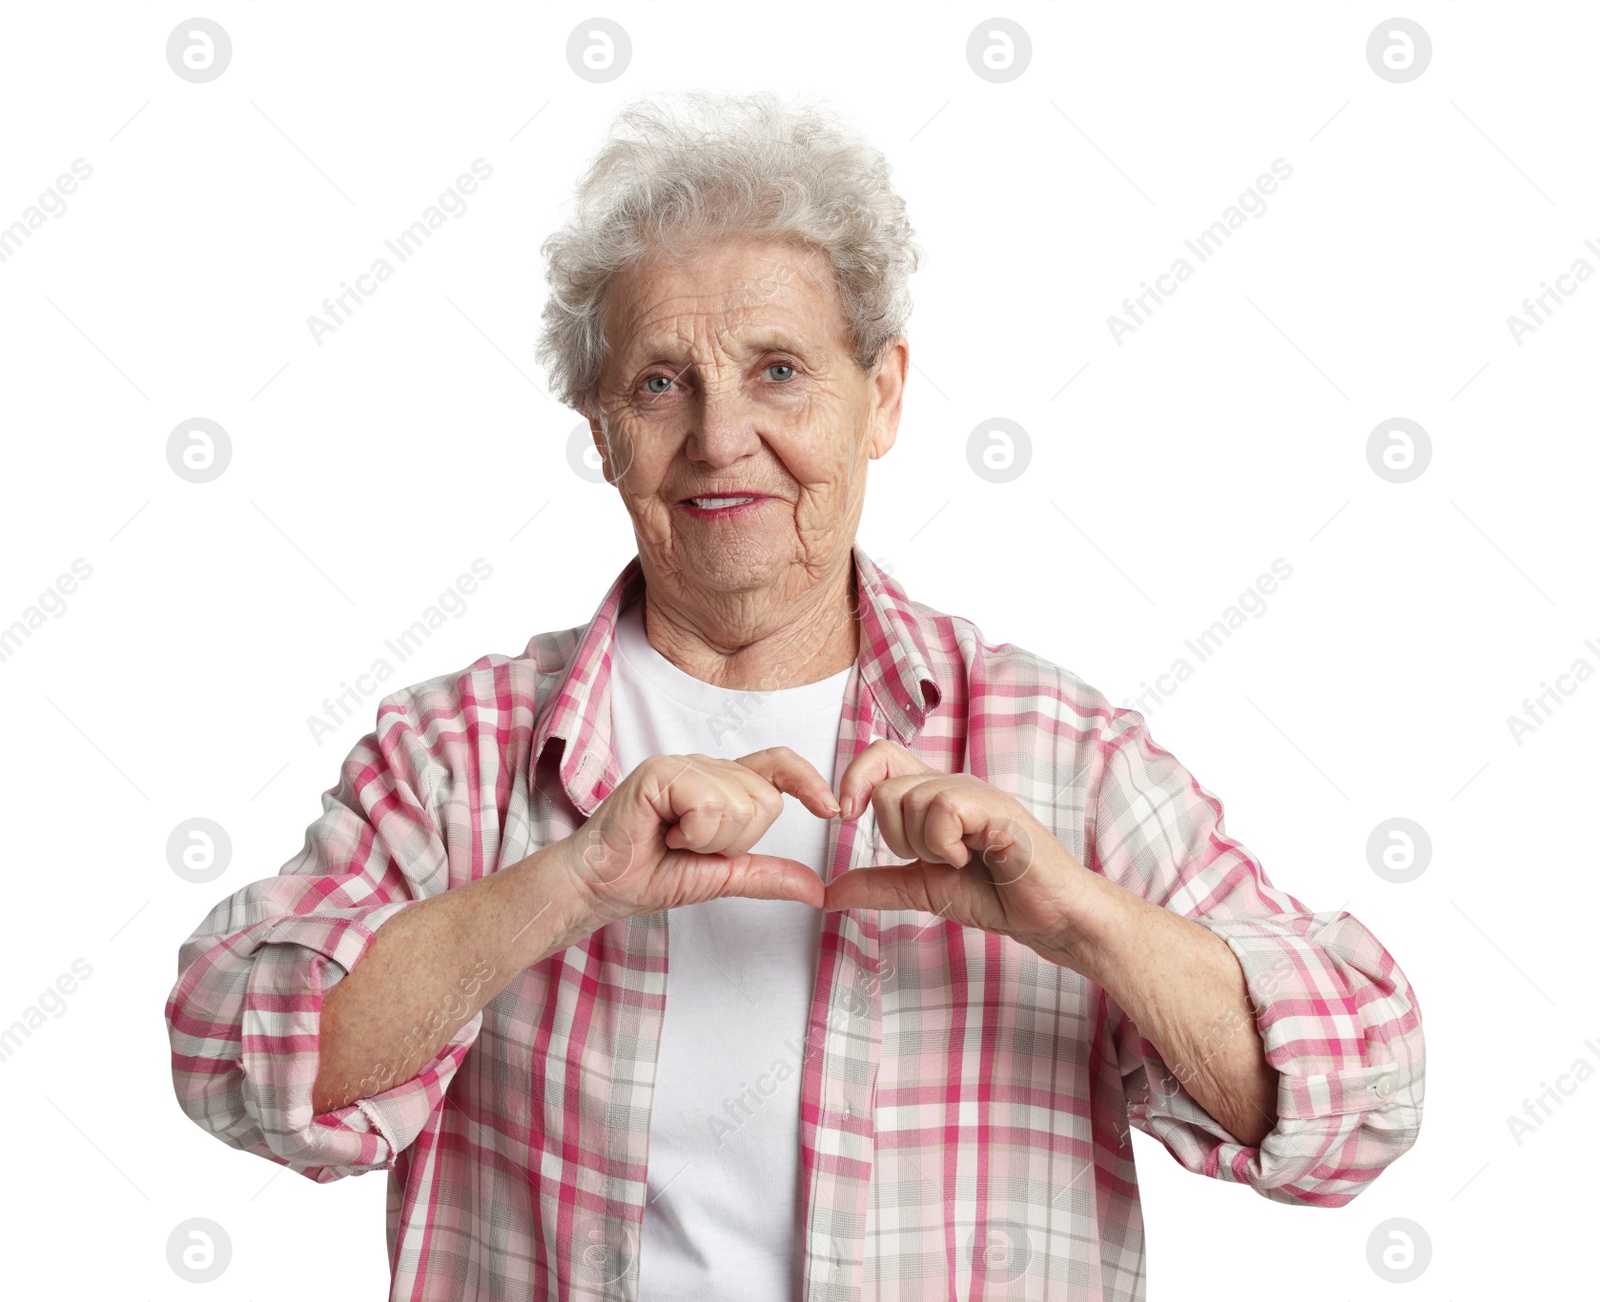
(824, 739, 1104, 963)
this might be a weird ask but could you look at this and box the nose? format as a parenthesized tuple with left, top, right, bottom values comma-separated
(686, 380, 763, 469)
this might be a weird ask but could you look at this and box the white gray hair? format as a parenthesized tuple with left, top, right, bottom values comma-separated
(534, 89, 922, 416)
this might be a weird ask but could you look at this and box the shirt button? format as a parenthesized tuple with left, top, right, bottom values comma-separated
(1373, 1072, 1397, 1098)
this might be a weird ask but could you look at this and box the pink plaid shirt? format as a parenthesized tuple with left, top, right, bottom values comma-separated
(166, 544, 1424, 1300)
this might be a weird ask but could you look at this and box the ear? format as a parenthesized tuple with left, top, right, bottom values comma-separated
(867, 337, 908, 460)
(586, 412, 615, 484)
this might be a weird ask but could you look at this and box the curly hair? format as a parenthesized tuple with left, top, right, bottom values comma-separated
(534, 89, 923, 416)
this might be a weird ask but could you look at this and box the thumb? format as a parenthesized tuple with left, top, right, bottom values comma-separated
(717, 851, 826, 909)
(822, 861, 962, 916)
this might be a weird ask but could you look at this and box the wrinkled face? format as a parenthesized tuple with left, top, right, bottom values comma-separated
(588, 236, 905, 610)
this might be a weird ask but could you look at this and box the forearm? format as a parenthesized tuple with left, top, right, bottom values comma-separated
(311, 840, 594, 1113)
(1035, 868, 1279, 1147)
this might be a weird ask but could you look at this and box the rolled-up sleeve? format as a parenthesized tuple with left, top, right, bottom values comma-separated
(1087, 705, 1424, 1207)
(164, 696, 481, 1181)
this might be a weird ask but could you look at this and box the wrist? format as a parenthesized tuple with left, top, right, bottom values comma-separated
(1025, 861, 1133, 985)
(501, 838, 602, 968)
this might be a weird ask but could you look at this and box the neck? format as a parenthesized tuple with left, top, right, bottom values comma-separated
(637, 558, 860, 691)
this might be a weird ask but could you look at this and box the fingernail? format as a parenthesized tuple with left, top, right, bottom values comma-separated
(838, 795, 854, 820)
(824, 795, 841, 817)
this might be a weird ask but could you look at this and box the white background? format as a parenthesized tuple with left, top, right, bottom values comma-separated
(1, 2, 1593, 1297)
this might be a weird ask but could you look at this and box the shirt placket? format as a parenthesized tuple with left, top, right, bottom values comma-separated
(799, 714, 891, 1301)
(554, 747, 669, 1302)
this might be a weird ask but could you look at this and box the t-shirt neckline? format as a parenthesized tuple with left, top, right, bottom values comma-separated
(611, 597, 854, 713)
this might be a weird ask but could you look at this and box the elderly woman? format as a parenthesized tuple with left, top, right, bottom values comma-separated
(167, 91, 1423, 1301)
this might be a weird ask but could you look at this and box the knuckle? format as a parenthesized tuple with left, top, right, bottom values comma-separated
(644, 754, 679, 780)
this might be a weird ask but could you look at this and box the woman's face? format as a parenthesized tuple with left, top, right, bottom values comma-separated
(589, 236, 906, 620)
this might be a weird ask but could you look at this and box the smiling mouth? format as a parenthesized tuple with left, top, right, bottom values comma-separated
(676, 494, 773, 518)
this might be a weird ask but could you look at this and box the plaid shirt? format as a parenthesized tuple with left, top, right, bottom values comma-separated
(166, 544, 1424, 1301)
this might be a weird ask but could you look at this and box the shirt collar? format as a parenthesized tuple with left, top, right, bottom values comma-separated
(530, 542, 943, 814)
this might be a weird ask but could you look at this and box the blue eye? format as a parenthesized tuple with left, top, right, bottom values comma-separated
(767, 363, 796, 381)
(643, 375, 674, 395)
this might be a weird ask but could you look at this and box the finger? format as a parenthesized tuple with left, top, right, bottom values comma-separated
(736, 746, 840, 819)
(669, 769, 761, 856)
(836, 739, 931, 821)
(650, 756, 741, 853)
(713, 763, 789, 856)
(865, 774, 929, 862)
(909, 784, 974, 868)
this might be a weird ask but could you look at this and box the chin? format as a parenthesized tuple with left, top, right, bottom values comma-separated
(669, 533, 796, 592)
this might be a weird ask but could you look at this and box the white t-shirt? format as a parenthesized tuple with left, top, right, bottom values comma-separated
(607, 595, 852, 1302)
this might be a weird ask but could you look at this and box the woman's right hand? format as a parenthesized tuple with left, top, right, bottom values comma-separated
(554, 747, 842, 929)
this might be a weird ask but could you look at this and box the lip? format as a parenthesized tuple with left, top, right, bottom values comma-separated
(676, 494, 773, 520)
